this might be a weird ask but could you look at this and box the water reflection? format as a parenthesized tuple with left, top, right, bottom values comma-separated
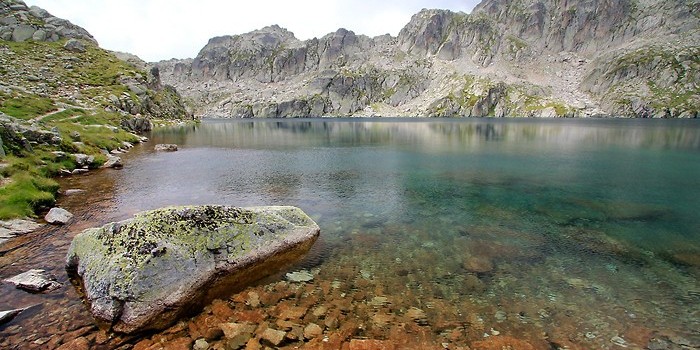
(158, 118, 700, 151)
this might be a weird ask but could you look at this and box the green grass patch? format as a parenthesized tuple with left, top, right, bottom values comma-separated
(0, 94, 56, 120)
(0, 172, 58, 219)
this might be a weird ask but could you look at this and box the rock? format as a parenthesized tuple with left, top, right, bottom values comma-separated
(260, 328, 287, 347)
(219, 322, 256, 339)
(72, 153, 94, 167)
(470, 336, 536, 350)
(193, 338, 209, 350)
(65, 205, 320, 334)
(303, 323, 323, 339)
(56, 336, 90, 350)
(0, 218, 42, 245)
(3, 269, 61, 292)
(64, 189, 85, 195)
(12, 24, 35, 42)
(45, 207, 73, 225)
(462, 255, 494, 273)
(406, 307, 428, 325)
(71, 168, 89, 175)
(63, 38, 86, 53)
(32, 29, 46, 41)
(348, 339, 396, 350)
(102, 155, 122, 168)
(285, 269, 313, 282)
(0, 308, 24, 325)
(154, 143, 178, 152)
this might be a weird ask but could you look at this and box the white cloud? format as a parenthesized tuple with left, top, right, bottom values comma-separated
(23, 0, 481, 62)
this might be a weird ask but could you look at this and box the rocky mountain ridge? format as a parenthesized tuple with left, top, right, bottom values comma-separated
(157, 0, 699, 118)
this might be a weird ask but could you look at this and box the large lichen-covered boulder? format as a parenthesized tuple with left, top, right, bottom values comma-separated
(65, 205, 320, 334)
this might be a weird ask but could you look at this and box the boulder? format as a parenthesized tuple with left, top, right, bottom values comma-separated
(102, 155, 122, 168)
(45, 207, 73, 225)
(154, 143, 178, 152)
(11, 24, 35, 42)
(63, 38, 86, 53)
(65, 205, 320, 334)
(3, 269, 61, 292)
(72, 153, 94, 167)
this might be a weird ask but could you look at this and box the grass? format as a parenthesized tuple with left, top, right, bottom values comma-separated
(0, 38, 189, 220)
(0, 153, 63, 220)
(0, 94, 56, 120)
(0, 172, 58, 219)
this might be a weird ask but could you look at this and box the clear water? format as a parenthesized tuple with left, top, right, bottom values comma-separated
(2, 118, 700, 348)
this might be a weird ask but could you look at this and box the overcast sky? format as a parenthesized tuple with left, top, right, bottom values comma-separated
(23, 0, 480, 62)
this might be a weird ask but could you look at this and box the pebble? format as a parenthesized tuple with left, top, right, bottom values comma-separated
(193, 338, 209, 350)
(611, 335, 628, 348)
(261, 328, 286, 347)
(285, 270, 313, 283)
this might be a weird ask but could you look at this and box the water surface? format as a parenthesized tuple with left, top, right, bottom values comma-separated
(2, 118, 699, 348)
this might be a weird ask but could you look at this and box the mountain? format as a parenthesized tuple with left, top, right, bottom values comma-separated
(157, 0, 699, 118)
(0, 0, 191, 219)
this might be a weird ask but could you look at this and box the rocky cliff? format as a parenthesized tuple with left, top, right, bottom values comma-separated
(157, 0, 699, 118)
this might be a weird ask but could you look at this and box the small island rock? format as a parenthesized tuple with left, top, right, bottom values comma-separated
(154, 143, 178, 152)
(45, 207, 73, 225)
(65, 205, 320, 334)
(102, 155, 122, 168)
(4, 269, 61, 292)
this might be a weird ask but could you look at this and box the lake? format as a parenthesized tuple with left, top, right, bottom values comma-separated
(1, 118, 699, 349)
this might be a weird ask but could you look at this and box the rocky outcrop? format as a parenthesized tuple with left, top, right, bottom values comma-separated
(0, 113, 63, 153)
(157, 0, 699, 118)
(66, 205, 320, 334)
(0, 0, 96, 44)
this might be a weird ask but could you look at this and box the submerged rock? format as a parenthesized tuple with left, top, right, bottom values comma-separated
(65, 205, 320, 334)
(0, 219, 42, 245)
(3, 269, 61, 292)
(285, 269, 314, 283)
(154, 143, 178, 152)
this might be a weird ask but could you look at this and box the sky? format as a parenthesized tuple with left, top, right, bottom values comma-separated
(23, 0, 480, 62)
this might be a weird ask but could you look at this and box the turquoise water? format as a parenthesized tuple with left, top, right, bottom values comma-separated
(2, 118, 698, 348)
(127, 118, 699, 347)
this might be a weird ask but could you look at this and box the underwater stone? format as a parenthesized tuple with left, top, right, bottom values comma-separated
(65, 205, 320, 334)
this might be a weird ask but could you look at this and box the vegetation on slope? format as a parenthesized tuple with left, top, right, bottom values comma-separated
(0, 39, 190, 220)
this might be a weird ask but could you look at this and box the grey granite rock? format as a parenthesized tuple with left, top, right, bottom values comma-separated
(66, 205, 320, 334)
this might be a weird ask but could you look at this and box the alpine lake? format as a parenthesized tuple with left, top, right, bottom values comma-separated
(1, 118, 699, 349)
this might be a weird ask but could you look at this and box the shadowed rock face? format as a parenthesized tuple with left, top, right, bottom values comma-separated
(66, 205, 320, 334)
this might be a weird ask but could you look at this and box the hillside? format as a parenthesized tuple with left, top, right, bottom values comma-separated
(0, 0, 191, 219)
(156, 0, 700, 118)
